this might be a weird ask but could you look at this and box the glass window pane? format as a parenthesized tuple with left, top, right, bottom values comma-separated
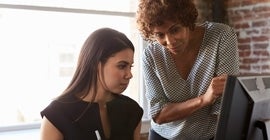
(0, 0, 138, 12)
(0, 7, 141, 126)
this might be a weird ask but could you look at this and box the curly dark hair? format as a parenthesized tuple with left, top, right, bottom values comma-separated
(136, 0, 198, 41)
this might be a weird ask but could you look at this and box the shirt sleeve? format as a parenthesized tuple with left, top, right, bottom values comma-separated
(40, 101, 68, 134)
(212, 24, 240, 114)
(142, 46, 168, 118)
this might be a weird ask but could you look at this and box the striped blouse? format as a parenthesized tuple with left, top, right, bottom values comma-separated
(142, 21, 240, 139)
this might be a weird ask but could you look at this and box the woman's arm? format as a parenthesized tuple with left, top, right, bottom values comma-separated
(133, 121, 142, 140)
(154, 75, 227, 124)
(40, 116, 63, 140)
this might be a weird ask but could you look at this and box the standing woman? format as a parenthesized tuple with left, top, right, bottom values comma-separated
(136, 0, 239, 139)
(40, 28, 143, 140)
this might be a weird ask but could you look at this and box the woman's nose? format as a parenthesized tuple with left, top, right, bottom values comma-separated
(125, 69, 133, 79)
(164, 34, 176, 46)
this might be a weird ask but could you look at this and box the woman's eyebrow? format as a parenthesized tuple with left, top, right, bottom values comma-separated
(168, 24, 181, 30)
(118, 60, 132, 65)
(153, 23, 180, 34)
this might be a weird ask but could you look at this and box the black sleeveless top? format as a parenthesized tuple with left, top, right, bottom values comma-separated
(41, 94, 143, 140)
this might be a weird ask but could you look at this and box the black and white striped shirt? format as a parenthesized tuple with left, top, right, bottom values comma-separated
(142, 21, 240, 140)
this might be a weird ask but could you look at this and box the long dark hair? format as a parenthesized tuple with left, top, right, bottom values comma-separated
(57, 27, 134, 102)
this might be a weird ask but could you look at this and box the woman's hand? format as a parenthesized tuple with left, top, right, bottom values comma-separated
(203, 74, 228, 105)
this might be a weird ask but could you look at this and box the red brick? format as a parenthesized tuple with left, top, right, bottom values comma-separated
(254, 43, 269, 49)
(238, 44, 251, 50)
(234, 22, 250, 29)
(252, 20, 268, 27)
(238, 37, 251, 44)
(252, 36, 269, 42)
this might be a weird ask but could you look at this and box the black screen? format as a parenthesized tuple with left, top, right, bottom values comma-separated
(215, 75, 270, 140)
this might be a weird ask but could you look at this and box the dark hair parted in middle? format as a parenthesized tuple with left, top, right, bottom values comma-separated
(136, 0, 198, 41)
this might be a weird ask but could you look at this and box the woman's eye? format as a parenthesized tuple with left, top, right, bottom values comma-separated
(169, 27, 180, 34)
(118, 64, 133, 70)
(118, 64, 127, 69)
(154, 33, 165, 39)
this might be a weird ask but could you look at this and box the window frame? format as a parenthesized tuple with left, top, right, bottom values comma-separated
(0, 3, 150, 133)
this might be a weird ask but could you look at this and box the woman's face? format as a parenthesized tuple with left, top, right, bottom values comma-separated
(98, 48, 134, 94)
(153, 20, 190, 55)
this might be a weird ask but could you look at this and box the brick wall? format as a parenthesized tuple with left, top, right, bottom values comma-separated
(226, 1, 270, 74)
(195, 0, 270, 75)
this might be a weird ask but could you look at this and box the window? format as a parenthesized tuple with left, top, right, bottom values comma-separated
(0, 0, 149, 130)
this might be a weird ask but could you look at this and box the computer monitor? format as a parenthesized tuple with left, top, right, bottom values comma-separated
(215, 74, 270, 140)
